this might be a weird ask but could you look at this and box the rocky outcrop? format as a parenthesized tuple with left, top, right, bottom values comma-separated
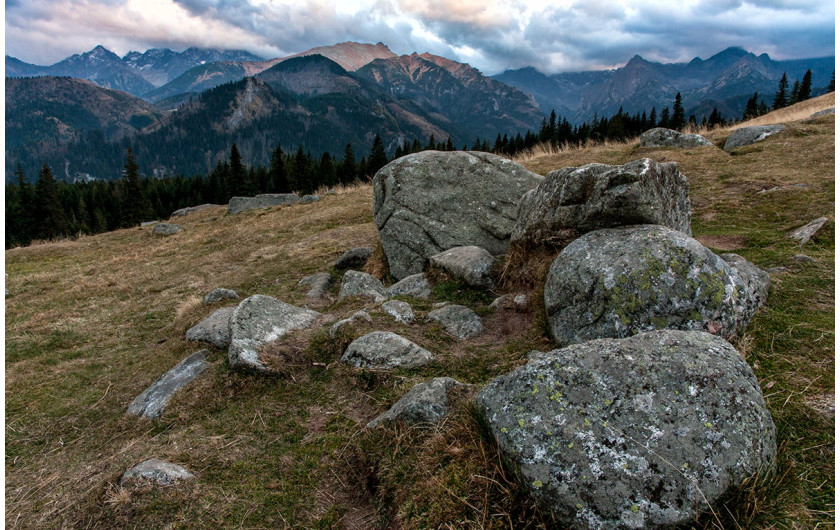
(724, 125, 786, 151)
(203, 288, 240, 304)
(127, 351, 210, 419)
(640, 127, 713, 148)
(228, 193, 301, 214)
(228, 295, 321, 372)
(334, 247, 373, 270)
(544, 225, 757, 346)
(512, 159, 692, 250)
(338, 270, 388, 303)
(120, 459, 196, 487)
(788, 217, 828, 245)
(387, 273, 432, 299)
(373, 151, 542, 279)
(340, 331, 433, 369)
(427, 304, 483, 340)
(367, 377, 466, 428)
(185, 307, 235, 349)
(429, 246, 496, 289)
(475, 330, 777, 529)
(152, 223, 183, 236)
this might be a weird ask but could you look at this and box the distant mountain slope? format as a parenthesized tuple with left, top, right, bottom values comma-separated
(494, 47, 835, 123)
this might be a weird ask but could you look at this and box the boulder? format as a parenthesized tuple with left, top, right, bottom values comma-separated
(809, 107, 834, 118)
(724, 125, 786, 151)
(170, 203, 219, 217)
(640, 127, 714, 148)
(298, 272, 335, 300)
(228, 295, 321, 372)
(127, 351, 210, 419)
(387, 273, 432, 299)
(720, 253, 771, 313)
(299, 195, 320, 204)
(228, 193, 300, 214)
(475, 330, 776, 529)
(152, 223, 183, 236)
(340, 331, 433, 369)
(544, 225, 756, 347)
(367, 377, 466, 428)
(185, 307, 235, 349)
(373, 151, 543, 280)
(338, 270, 388, 303)
(203, 288, 240, 304)
(512, 159, 692, 250)
(427, 304, 483, 340)
(120, 459, 196, 487)
(429, 246, 496, 289)
(788, 217, 828, 245)
(381, 300, 415, 324)
(334, 247, 374, 270)
(329, 310, 373, 338)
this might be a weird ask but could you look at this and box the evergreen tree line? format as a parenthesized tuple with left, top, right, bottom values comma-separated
(743, 69, 828, 120)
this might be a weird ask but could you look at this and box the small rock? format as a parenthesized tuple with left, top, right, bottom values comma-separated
(429, 246, 496, 289)
(513, 293, 529, 308)
(127, 351, 210, 419)
(640, 127, 713, 148)
(724, 124, 786, 151)
(152, 223, 183, 236)
(334, 247, 374, 270)
(120, 459, 195, 487)
(185, 307, 235, 349)
(298, 272, 335, 300)
(329, 310, 373, 338)
(367, 377, 467, 428)
(792, 254, 817, 263)
(381, 300, 415, 324)
(427, 304, 483, 340)
(338, 270, 388, 303)
(387, 273, 432, 299)
(203, 288, 240, 304)
(340, 331, 434, 369)
(789, 217, 828, 245)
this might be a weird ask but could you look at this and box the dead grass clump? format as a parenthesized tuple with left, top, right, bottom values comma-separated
(498, 243, 559, 292)
(362, 239, 390, 281)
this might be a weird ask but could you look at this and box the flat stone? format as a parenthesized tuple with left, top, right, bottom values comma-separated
(724, 125, 786, 151)
(127, 351, 210, 419)
(789, 217, 828, 245)
(120, 459, 196, 487)
(367, 377, 466, 428)
(340, 331, 433, 369)
(429, 246, 496, 289)
(427, 304, 483, 340)
(185, 307, 235, 349)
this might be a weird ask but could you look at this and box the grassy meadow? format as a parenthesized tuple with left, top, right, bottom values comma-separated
(5, 93, 834, 528)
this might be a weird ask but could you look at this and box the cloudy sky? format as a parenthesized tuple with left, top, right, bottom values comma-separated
(4, 0, 835, 74)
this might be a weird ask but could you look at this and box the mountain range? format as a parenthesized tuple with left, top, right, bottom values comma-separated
(5, 42, 834, 182)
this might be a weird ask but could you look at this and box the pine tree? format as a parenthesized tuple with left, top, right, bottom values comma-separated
(828, 72, 835, 92)
(120, 147, 150, 227)
(790, 79, 801, 104)
(743, 92, 759, 120)
(268, 145, 290, 193)
(34, 164, 70, 240)
(670, 92, 685, 130)
(229, 143, 251, 197)
(772, 73, 788, 110)
(368, 134, 388, 177)
(798, 69, 812, 102)
(339, 143, 356, 185)
(658, 107, 670, 128)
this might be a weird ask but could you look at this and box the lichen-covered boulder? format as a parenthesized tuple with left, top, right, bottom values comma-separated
(340, 331, 433, 369)
(373, 151, 543, 280)
(427, 304, 483, 340)
(228, 295, 321, 372)
(724, 125, 786, 151)
(185, 307, 235, 349)
(640, 127, 713, 148)
(429, 246, 496, 289)
(475, 330, 777, 529)
(544, 225, 755, 347)
(127, 351, 210, 419)
(120, 459, 196, 487)
(387, 273, 432, 299)
(367, 377, 467, 428)
(203, 288, 240, 304)
(512, 159, 692, 250)
(338, 270, 388, 303)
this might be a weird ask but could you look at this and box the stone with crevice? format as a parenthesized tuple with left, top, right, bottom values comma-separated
(127, 351, 210, 419)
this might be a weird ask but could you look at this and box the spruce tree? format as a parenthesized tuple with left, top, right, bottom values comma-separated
(34, 164, 70, 240)
(368, 134, 388, 177)
(798, 69, 812, 102)
(828, 72, 835, 92)
(120, 147, 149, 227)
(670, 92, 686, 130)
(228, 143, 251, 197)
(658, 107, 670, 128)
(339, 143, 356, 185)
(743, 92, 759, 120)
(772, 73, 788, 110)
(790, 80, 801, 104)
(268, 145, 290, 193)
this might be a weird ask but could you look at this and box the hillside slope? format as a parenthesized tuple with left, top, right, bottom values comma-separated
(5, 95, 834, 528)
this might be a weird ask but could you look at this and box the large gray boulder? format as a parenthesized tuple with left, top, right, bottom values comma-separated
(544, 225, 757, 347)
(373, 151, 543, 280)
(120, 459, 196, 487)
(185, 307, 235, 349)
(340, 331, 433, 369)
(429, 246, 496, 289)
(427, 304, 483, 340)
(338, 270, 388, 303)
(367, 377, 467, 428)
(724, 125, 786, 151)
(475, 330, 777, 529)
(387, 273, 432, 299)
(228, 295, 321, 372)
(228, 193, 300, 214)
(127, 351, 210, 419)
(640, 127, 713, 148)
(512, 159, 692, 250)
